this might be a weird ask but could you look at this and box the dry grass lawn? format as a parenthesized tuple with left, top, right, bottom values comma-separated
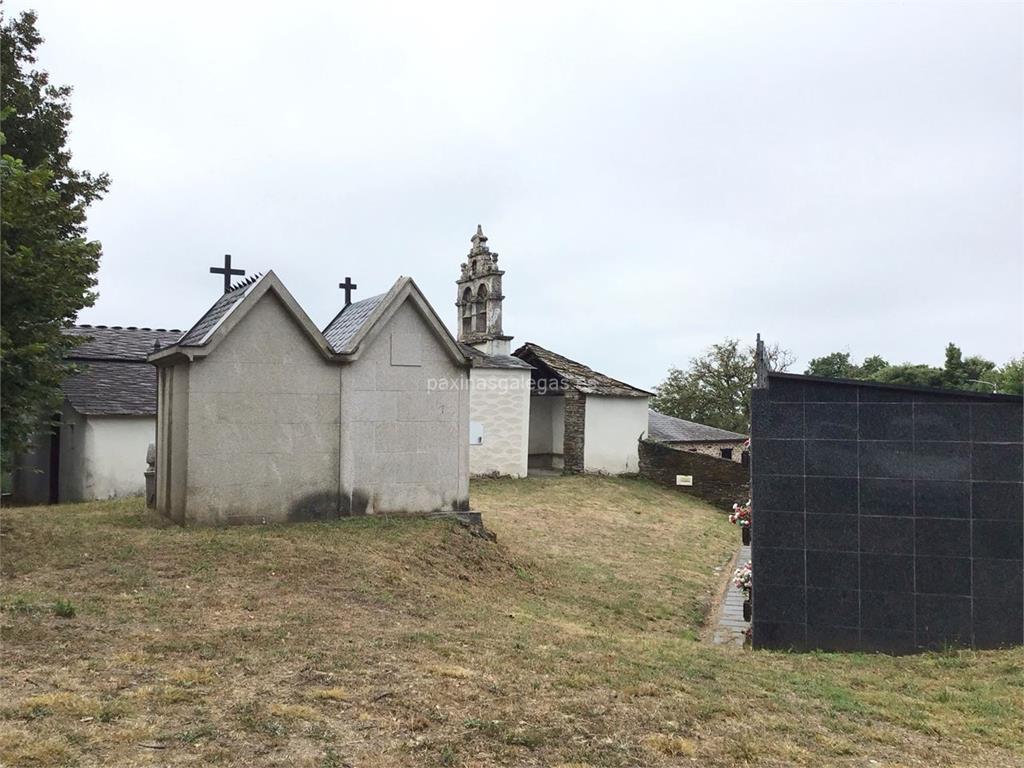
(1, 475, 1022, 767)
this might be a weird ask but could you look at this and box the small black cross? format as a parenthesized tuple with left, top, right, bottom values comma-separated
(210, 254, 245, 293)
(339, 276, 358, 306)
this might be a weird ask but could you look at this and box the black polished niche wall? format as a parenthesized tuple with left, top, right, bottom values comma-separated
(750, 372, 1023, 653)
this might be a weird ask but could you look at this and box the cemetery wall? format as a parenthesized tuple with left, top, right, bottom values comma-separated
(751, 372, 1024, 652)
(661, 440, 748, 464)
(638, 438, 750, 511)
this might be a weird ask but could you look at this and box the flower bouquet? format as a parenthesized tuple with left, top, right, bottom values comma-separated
(730, 500, 752, 544)
(734, 560, 752, 621)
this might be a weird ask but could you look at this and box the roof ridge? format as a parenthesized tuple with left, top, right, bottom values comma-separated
(73, 324, 182, 333)
(227, 272, 263, 292)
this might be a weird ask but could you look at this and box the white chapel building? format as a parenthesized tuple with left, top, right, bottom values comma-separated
(454, 227, 650, 477)
(11, 325, 182, 504)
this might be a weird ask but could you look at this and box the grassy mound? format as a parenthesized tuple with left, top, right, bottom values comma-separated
(1, 476, 1022, 767)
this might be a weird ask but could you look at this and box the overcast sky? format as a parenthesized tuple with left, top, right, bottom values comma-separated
(12, 1, 1023, 389)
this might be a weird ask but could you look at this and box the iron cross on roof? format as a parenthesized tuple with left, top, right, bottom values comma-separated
(339, 276, 357, 306)
(210, 254, 245, 293)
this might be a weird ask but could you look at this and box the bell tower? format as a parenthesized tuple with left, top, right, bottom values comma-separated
(455, 225, 512, 355)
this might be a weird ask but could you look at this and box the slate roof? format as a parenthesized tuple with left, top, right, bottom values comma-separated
(459, 343, 533, 370)
(648, 409, 747, 443)
(62, 360, 159, 416)
(177, 274, 263, 346)
(322, 292, 388, 353)
(66, 325, 184, 360)
(513, 342, 651, 397)
(60, 325, 182, 416)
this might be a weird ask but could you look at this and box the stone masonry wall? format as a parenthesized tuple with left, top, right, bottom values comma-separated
(666, 440, 749, 464)
(563, 386, 586, 473)
(639, 439, 750, 512)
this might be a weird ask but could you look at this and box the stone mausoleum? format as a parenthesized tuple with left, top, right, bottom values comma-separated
(149, 271, 470, 525)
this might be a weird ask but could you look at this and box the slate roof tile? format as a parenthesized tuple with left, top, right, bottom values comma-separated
(322, 292, 388, 353)
(66, 325, 183, 361)
(60, 325, 183, 417)
(648, 409, 747, 443)
(178, 275, 262, 346)
(512, 342, 650, 397)
(61, 360, 158, 416)
(459, 343, 533, 370)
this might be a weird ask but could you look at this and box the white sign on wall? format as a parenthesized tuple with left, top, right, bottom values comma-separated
(470, 421, 484, 445)
(676, 475, 693, 486)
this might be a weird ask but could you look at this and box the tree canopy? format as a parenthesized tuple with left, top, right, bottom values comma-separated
(651, 339, 794, 434)
(1, 10, 109, 470)
(654, 338, 1020, 438)
(805, 343, 1022, 394)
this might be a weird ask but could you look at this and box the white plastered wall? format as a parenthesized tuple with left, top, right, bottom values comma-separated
(528, 395, 565, 455)
(468, 368, 531, 477)
(583, 395, 649, 473)
(66, 415, 154, 500)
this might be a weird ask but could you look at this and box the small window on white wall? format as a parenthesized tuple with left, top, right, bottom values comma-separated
(470, 421, 484, 445)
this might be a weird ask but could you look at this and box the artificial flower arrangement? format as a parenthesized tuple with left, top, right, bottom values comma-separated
(733, 561, 752, 595)
(734, 560, 753, 622)
(729, 500, 752, 528)
(730, 499, 752, 544)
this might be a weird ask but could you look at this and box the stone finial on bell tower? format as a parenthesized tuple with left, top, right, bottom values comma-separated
(455, 225, 513, 355)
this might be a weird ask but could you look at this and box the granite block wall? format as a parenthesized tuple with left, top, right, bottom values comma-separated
(751, 373, 1023, 653)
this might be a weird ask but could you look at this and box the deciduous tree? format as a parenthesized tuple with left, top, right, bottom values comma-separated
(652, 339, 794, 434)
(1, 10, 109, 470)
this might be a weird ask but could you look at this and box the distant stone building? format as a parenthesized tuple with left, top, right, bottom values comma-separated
(454, 227, 650, 476)
(11, 325, 182, 504)
(647, 409, 748, 464)
(149, 271, 470, 525)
